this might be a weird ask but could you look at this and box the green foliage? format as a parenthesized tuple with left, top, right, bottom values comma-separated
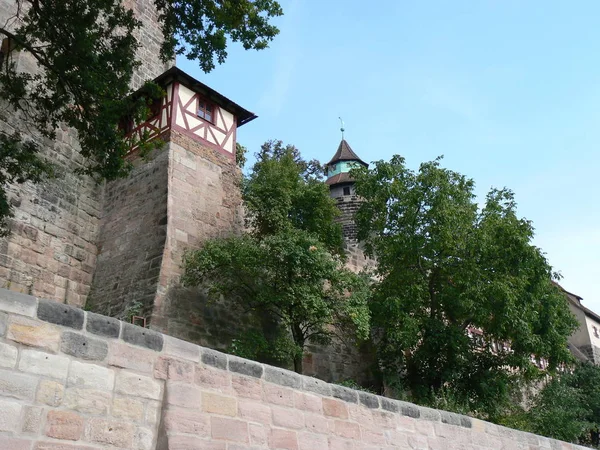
(504, 363, 600, 446)
(0, 0, 282, 236)
(352, 155, 578, 418)
(244, 140, 344, 257)
(228, 329, 301, 365)
(182, 229, 371, 373)
(236, 142, 248, 169)
(155, 0, 282, 72)
(183, 141, 370, 373)
(336, 379, 377, 394)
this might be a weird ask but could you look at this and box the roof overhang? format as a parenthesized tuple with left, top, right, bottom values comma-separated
(134, 66, 258, 127)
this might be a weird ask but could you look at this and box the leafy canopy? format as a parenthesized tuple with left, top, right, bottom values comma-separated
(0, 0, 282, 235)
(352, 155, 577, 417)
(183, 141, 370, 373)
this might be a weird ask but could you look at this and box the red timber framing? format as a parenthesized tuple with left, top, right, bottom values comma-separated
(124, 66, 256, 161)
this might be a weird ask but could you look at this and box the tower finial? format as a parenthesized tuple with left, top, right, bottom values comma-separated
(339, 117, 345, 139)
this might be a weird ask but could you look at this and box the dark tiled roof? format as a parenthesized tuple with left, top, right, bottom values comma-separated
(325, 172, 354, 185)
(326, 139, 368, 166)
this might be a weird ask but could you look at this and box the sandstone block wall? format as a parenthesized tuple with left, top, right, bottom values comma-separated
(0, 287, 587, 450)
(0, 0, 171, 306)
(87, 147, 169, 320)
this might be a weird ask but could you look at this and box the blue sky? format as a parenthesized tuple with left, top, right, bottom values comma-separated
(179, 0, 600, 311)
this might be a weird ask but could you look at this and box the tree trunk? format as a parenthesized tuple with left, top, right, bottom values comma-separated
(291, 323, 305, 374)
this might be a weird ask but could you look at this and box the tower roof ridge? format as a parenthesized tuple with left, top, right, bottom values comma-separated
(326, 139, 367, 167)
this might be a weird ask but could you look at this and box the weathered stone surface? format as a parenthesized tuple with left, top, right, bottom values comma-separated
(45, 410, 84, 441)
(115, 371, 161, 400)
(0, 289, 37, 317)
(67, 360, 115, 391)
(358, 391, 380, 409)
(0, 398, 21, 432)
(399, 401, 420, 419)
(85, 312, 120, 338)
(303, 376, 332, 397)
(228, 355, 263, 378)
(380, 397, 399, 413)
(108, 341, 155, 373)
(85, 418, 135, 448)
(0, 341, 17, 368)
(7, 315, 61, 352)
(63, 388, 111, 415)
(18, 349, 69, 381)
(37, 300, 84, 330)
(36, 380, 64, 407)
(201, 347, 228, 370)
(111, 396, 145, 422)
(331, 384, 358, 404)
(22, 405, 43, 434)
(60, 331, 108, 361)
(0, 311, 7, 336)
(121, 322, 163, 351)
(264, 366, 302, 389)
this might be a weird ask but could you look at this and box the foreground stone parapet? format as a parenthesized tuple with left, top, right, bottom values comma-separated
(0, 287, 589, 449)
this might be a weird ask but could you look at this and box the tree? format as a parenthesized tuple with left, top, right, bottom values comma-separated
(0, 0, 282, 235)
(182, 141, 370, 373)
(352, 155, 578, 417)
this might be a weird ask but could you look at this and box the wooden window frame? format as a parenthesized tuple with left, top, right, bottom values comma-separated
(197, 97, 215, 124)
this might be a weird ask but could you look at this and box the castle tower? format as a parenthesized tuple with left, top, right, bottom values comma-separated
(324, 139, 370, 272)
(86, 67, 256, 336)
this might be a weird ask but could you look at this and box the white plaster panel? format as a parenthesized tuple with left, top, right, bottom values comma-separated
(205, 129, 217, 145)
(585, 315, 600, 348)
(166, 83, 173, 102)
(178, 84, 195, 107)
(211, 127, 226, 146)
(221, 109, 234, 130)
(175, 103, 186, 127)
(222, 135, 233, 153)
(186, 115, 203, 130)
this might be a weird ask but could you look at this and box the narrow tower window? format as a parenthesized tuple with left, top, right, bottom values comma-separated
(343, 186, 351, 196)
(197, 99, 214, 123)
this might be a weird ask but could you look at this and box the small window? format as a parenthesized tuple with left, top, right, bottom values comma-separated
(343, 186, 351, 196)
(197, 99, 214, 123)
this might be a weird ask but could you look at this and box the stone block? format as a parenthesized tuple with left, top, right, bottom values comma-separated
(166, 382, 202, 408)
(272, 405, 304, 429)
(134, 426, 154, 450)
(115, 371, 161, 400)
(36, 379, 65, 406)
(164, 335, 200, 361)
(0, 341, 17, 368)
(195, 364, 232, 392)
(249, 422, 268, 446)
(22, 405, 43, 434)
(19, 348, 70, 381)
(63, 388, 111, 415)
(232, 374, 262, 399)
(331, 384, 358, 404)
(0, 398, 21, 432)
(7, 315, 61, 352)
(228, 355, 264, 378)
(302, 376, 331, 397)
(37, 299, 84, 329)
(211, 417, 249, 443)
(238, 399, 272, 425)
(86, 312, 120, 338)
(263, 384, 295, 407)
(85, 418, 134, 448)
(0, 311, 7, 336)
(60, 331, 108, 361)
(0, 288, 37, 316)
(323, 398, 349, 419)
(145, 400, 161, 427)
(163, 406, 210, 436)
(202, 391, 237, 416)
(359, 392, 380, 409)
(45, 410, 84, 441)
(264, 365, 302, 389)
(0, 436, 33, 450)
(0, 367, 37, 400)
(154, 355, 194, 382)
(418, 405, 440, 422)
(298, 431, 328, 450)
(334, 420, 360, 440)
(398, 401, 420, 419)
(268, 427, 298, 450)
(108, 341, 155, 373)
(121, 322, 163, 351)
(380, 397, 399, 413)
(167, 436, 225, 450)
(440, 410, 462, 426)
(201, 347, 227, 370)
(68, 360, 115, 391)
(294, 392, 322, 413)
(112, 396, 144, 422)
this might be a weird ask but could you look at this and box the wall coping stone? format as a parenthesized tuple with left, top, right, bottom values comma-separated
(0, 287, 592, 449)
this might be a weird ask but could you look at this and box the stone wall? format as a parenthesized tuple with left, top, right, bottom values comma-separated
(86, 147, 169, 320)
(0, 0, 171, 306)
(0, 287, 586, 450)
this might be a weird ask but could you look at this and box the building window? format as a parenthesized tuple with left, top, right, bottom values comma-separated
(197, 98, 214, 123)
(593, 326, 599, 338)
(343, 186, 351, 196)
